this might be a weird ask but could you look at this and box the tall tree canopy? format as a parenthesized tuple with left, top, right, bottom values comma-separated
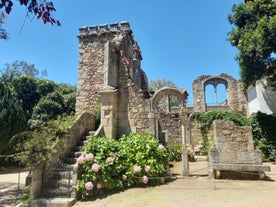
(228, 0, 276, 89)
(149, 78, 177, 93)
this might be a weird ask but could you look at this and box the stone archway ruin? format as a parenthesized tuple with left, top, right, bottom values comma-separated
(192, 73, 248, 115)
(151, 87, 188, 113)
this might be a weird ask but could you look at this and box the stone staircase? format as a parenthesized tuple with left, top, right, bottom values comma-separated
(32, 131, 95, 207)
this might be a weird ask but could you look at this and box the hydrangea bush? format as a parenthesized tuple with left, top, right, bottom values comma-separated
(77, 133, 170, 199)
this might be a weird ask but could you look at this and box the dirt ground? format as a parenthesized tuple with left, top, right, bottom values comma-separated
(0, 167, 29, 207)
(0, 160, 275, 207)
(74, 160, 276, 207)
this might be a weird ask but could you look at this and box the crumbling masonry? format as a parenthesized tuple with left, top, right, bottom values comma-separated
(76, 21, 249, 145)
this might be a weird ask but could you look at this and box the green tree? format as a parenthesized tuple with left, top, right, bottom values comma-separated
(0, 82, 26, 164)
(228, 0, 276, 89)
(149, 78, 181, 111)
(149, 78, 177, 93)
(0, 11, 8, 39)
(29, 98, 63, 129)
(12, 76, 40, 120)
(36, 79, 57, 97)
(0, 61, 47, 81)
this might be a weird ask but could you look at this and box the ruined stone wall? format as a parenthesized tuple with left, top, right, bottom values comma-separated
(76, 29, 105, 114)
(76, 22, 151, 138)
(192, 74, 248, 116)
(213, 120, 261, 164)
(158, 113, 182, 144)
(190, 123, 201, 147)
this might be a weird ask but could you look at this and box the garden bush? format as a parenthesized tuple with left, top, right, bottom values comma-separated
(166, 142, 182, 162)
(77, 133, 171, 199)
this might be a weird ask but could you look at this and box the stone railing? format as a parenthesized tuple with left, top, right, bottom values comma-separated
(30, 112, 95, 200)
(78, 21, 131, 36)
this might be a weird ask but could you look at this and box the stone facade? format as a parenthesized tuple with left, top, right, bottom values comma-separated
(76, 22, 251, 145)
(76, 22, 153, 139)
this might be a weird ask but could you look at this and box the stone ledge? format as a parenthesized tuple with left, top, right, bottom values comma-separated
(31, 198, 76, 207)
(212, 163, 271, 172)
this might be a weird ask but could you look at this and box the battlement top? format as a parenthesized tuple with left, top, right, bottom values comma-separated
(78, 21, 131, 36)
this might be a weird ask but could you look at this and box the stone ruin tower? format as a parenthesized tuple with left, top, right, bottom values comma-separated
(76, 22, 154, 138)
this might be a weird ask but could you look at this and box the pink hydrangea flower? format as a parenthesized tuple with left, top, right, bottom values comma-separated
(85, 182, 93, 190)
(77, 155, 85, 165)
(133, 165, 141, 173)
(85, 153, 94, 161)
(166, 170, 172, 176)
(106, 156, 114, 164)
(160, 177, 165, 184)
(144, 165, 151, 172)
(159, 144, 165, 151)
(96, 183, 102, 189)
(92, 163, 101, 172)
(122, 174, 127, 181)
(142, 175, 148, 184)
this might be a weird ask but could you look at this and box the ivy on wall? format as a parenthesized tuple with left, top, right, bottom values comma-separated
(194, 110, 276, 161)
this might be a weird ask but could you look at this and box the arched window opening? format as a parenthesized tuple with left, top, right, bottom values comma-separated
(205, 84, 215, 106)
(217, 83, 227, 105)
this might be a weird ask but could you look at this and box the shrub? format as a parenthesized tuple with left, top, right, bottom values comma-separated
(77, 133, 170, 199)
(166, 142, 182, 162)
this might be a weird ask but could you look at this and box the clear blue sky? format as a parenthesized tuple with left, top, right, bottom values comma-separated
(0, 0, 243, 105)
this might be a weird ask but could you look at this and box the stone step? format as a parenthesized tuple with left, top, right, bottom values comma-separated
(88, 131, 96, 136)
(43, 187, 75, 198)
(78, 139, 89, 146)
(49, 171, 73, 180)
(47, 179, 73, 188)
(84, 135, 91, 140)
(32, 198, 76, 207)
(64, 158, 77, 165)
(69, 151, 82, 158)
(73, 145, 83, 152)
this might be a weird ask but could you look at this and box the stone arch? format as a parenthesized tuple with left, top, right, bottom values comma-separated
(203, 77, 229, 106)
(151, 87, 188, 113)
(192, 73, 239, 112)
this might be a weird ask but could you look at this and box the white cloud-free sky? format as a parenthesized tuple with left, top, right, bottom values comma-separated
(0, 0, 243, 105)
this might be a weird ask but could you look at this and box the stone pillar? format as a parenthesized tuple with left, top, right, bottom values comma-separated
(104, 41, 118, 88)
(179, 107, 189, 176)
(208, 144, 219, 178)
(30, 163, 44, 200)
(99, 87, 118, 139)
(148, 112, 156, 137)
(165, 95, 171, 113)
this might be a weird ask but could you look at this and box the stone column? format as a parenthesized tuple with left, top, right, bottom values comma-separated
(179, 107, 189, 176)
(104, 41, 118, 88)
(30, 163, 44, 200)
(99, 87, 118, 139)
(208, 144, 219, 178)
(148, 112, 156, 137)
(165, 95, 171, 113)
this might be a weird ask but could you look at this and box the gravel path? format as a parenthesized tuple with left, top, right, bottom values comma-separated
(74, 161, 276, 207)
(0, 168, 28, 207)
(1, 161, 275, 207)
